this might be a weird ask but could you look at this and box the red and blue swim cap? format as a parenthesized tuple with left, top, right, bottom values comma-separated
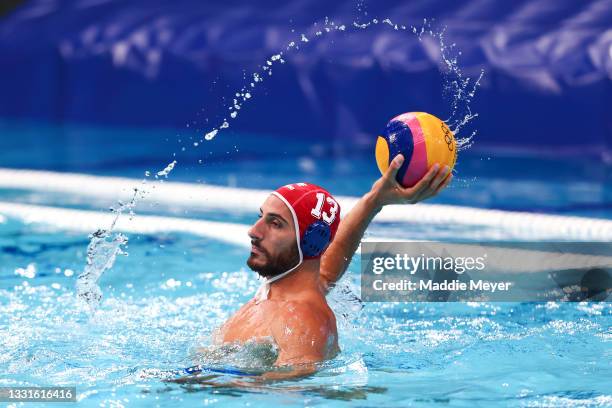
(271, 182, 341, 260)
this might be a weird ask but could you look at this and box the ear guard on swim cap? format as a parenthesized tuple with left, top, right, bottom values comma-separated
(301, 220, 331, 257)
(271, 182, 341, 260)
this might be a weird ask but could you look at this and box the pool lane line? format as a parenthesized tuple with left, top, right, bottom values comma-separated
(0, 168, 611, 241)
(0, 202, 251, 248)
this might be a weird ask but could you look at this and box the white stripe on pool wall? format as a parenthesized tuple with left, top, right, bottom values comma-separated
(0, 202, 251, 248)
(0, 168, 270, 213)
(0, 168, 611, 240)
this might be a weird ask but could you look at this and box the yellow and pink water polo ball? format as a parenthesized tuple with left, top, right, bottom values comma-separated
(375, 112, 457, 187)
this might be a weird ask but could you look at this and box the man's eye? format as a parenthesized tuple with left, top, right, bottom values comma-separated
(271, 221, 281, 228)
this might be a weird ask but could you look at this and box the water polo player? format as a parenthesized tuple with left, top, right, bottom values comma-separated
(216, 154, 452, 378)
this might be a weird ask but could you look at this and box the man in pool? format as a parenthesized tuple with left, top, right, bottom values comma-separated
(217, 154, 452, 377)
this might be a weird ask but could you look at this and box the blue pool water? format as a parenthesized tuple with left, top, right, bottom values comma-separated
(1, 227, 611, 407)
(0, 120, 611, 407)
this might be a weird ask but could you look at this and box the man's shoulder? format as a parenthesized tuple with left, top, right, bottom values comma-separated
(275, 298, 334, 329)
(270, 299, 335, 353)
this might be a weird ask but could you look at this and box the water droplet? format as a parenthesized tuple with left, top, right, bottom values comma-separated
(204, 129, 218, 140)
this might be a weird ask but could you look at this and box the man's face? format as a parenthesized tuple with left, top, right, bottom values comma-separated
(247, 195, 300, 278)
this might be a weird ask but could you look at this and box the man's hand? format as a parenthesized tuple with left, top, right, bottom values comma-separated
(370, 154, 452, 208)
(319, 154, 453, 290)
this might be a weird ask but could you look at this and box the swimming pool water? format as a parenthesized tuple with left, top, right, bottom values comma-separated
(1, 224, 611, 407)
(1, 120, 611, 407)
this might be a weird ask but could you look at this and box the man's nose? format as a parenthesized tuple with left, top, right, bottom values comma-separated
(248, 217, 264, 240)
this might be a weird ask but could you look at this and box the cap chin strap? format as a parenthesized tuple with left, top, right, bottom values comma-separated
(254, 191, 304, 304)
(254, 258, 302, 304)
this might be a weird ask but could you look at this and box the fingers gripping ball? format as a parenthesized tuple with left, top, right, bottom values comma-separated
(375, 112, 456, 187)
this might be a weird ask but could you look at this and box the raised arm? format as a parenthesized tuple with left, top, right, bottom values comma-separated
(319, 154, 452, 291)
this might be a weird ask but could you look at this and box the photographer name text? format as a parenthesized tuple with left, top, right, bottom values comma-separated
(372, 279, 512, 292)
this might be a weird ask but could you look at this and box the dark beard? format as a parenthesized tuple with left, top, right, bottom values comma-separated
(247, 243, 301, 278)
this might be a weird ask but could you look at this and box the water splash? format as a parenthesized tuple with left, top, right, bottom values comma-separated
(433, 22, 484, 151)
(76, 161, 177, 312)
(197, 15, 482, 154)
(76, 228, 128, 311)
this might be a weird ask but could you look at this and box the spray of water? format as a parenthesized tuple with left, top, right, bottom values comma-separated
(433, 24, 484, 151)
(198, 16, 482, 156)
(76, 161, 177, 311)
